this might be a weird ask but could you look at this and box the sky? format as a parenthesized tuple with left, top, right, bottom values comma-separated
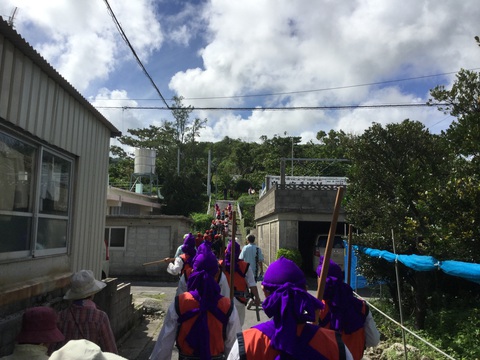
(2, 0, 480, 147)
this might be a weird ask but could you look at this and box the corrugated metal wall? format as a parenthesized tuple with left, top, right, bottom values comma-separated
(0, 29, 115, 281)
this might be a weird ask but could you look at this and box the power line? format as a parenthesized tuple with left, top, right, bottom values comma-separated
(102, 0, 170, 109)
(95, 103, 447, 111)
(93, 67, 480, 102)
(179, 70, 480, 100)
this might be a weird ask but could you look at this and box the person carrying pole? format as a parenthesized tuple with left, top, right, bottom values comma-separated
(220, 238, 261, 326)
(227, 256, 353, 360)
(150, 243, 241, 360)
(316, 257, 380, 360)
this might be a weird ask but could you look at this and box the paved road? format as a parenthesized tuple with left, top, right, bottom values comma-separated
(117, 276, 351, 359)
(117, 279, 270, 360)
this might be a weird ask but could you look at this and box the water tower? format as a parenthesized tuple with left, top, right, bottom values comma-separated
(130, 148, 158, 196)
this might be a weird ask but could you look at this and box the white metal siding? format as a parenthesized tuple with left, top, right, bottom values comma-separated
(0, 30, 116, 281)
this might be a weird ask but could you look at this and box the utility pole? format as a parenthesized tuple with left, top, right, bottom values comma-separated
(291, 137, 294, 176)
(207, 149, 211, 196)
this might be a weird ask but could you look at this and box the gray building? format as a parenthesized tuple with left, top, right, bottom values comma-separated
(255, 174, 347, 275)
(0, 18, 120, 355)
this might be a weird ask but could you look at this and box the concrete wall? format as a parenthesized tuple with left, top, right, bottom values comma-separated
(94, 278, 142, 341)
(105, 215, 192, 281)
(255, 187, 346, 266)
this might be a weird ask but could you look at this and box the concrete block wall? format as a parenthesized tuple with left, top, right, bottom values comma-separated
(94, 278, 142, 341)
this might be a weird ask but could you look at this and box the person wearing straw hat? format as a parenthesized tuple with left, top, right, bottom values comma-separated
(52, 270, 117, 354)
(150, 244, 241, 360)
(49, 339, 127, 360)
(228, 256, 353, 360)
(316, 256, 380, 360)
(0, 306, 64, 359)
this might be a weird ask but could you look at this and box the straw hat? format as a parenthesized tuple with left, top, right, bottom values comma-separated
(49, 339, 127, 360)
(16, 306, 65, 344)
(64, 270, 106, 300)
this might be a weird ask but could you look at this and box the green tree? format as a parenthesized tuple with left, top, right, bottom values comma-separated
(429, 69, 480, 164)
(111, 96, 208, 215)
(424, 68, 480, 263)
(108, 145, 134, 188)
(344, 120, 450, 329)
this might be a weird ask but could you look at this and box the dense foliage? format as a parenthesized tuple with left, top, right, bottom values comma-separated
(276, 248, 303, 267)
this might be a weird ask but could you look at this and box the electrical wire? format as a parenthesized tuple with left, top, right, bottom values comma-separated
(94, 103, 448, 111)
(102, 0, 170, 109)
(94, 67, 480, 102)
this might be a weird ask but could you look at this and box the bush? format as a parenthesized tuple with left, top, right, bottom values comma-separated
(276, 248, 302, 267)
(190, 212, 214, 233)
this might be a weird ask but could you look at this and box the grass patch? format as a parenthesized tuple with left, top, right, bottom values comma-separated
(371, 296, 480, 360)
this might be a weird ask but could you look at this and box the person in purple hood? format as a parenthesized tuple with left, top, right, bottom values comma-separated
(316, 257, 380, 360)
(150, 244, 241, 360)
(228, 256, 353, 360)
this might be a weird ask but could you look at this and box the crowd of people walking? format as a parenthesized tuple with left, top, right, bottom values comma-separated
(3, 207, 380, 359)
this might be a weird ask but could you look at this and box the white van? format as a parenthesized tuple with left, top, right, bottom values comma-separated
(312, 234, 345, 272)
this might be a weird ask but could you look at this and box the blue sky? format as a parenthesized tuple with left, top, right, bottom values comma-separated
(2, 0, 480, 148)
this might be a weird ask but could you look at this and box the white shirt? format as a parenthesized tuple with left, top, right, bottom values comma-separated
(149, 296, 241, 360)
(364, 311, 381, 348)
(166, 256, 185, 276)
(1, 344, 49, 360)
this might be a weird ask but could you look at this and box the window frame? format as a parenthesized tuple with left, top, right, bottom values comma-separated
(105, 226, 127, 250)
(0, 126, 74, 260)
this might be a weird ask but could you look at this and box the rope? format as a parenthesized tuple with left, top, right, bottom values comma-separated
(353, 291, 456, 360)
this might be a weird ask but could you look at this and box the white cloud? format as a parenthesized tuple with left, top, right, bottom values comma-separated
(2, 0, 478, 144)
(169, 0, 480, 141)
(3, 0, 162, 92)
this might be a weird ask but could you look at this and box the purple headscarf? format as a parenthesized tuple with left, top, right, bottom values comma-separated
(256, 257, 324, 357)
(224, 239, 242, 274)
(182, 247, 226, 359)
(181, 233, 196, 263)
(316, 256, 365, 334)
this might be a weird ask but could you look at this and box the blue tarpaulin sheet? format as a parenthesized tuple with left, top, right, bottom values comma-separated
(355, 246, 480, 285)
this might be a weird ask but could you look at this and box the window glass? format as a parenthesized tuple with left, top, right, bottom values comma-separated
(0, 128, 73, 258)
(109, 227, 126, 248)
(0, 132, 35, 212)
(39, 151, 71, 215)
(36, 218, 68, 249)
(0, 215, 32, 253)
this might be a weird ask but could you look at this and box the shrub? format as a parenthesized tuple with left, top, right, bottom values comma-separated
(190, 212, 214, 233)
(276, 248, 302, 267)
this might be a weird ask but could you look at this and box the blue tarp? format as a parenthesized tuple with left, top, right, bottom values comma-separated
(355, 245, 480, 285)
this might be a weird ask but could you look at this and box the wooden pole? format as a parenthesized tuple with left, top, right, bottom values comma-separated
(346, 224, 353, 286)
(316, 186, 345, 301)
(229, 211, 237, 300)
(392, 229, 408, 360)
(142, 258, 168, 266)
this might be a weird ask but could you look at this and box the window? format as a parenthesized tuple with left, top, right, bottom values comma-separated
(105, 227, 126, 249)
(0, 129, 73, 259)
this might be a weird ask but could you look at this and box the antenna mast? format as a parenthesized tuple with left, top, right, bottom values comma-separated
(8, 7, 18, 27)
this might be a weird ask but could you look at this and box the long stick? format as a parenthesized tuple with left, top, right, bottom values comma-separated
(229, 211, 237, 300)
(346, 224, 353, 286)
(392, 229, 408, 360)
(142, 258, 168, 266)
(316, 186, 345, 301)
